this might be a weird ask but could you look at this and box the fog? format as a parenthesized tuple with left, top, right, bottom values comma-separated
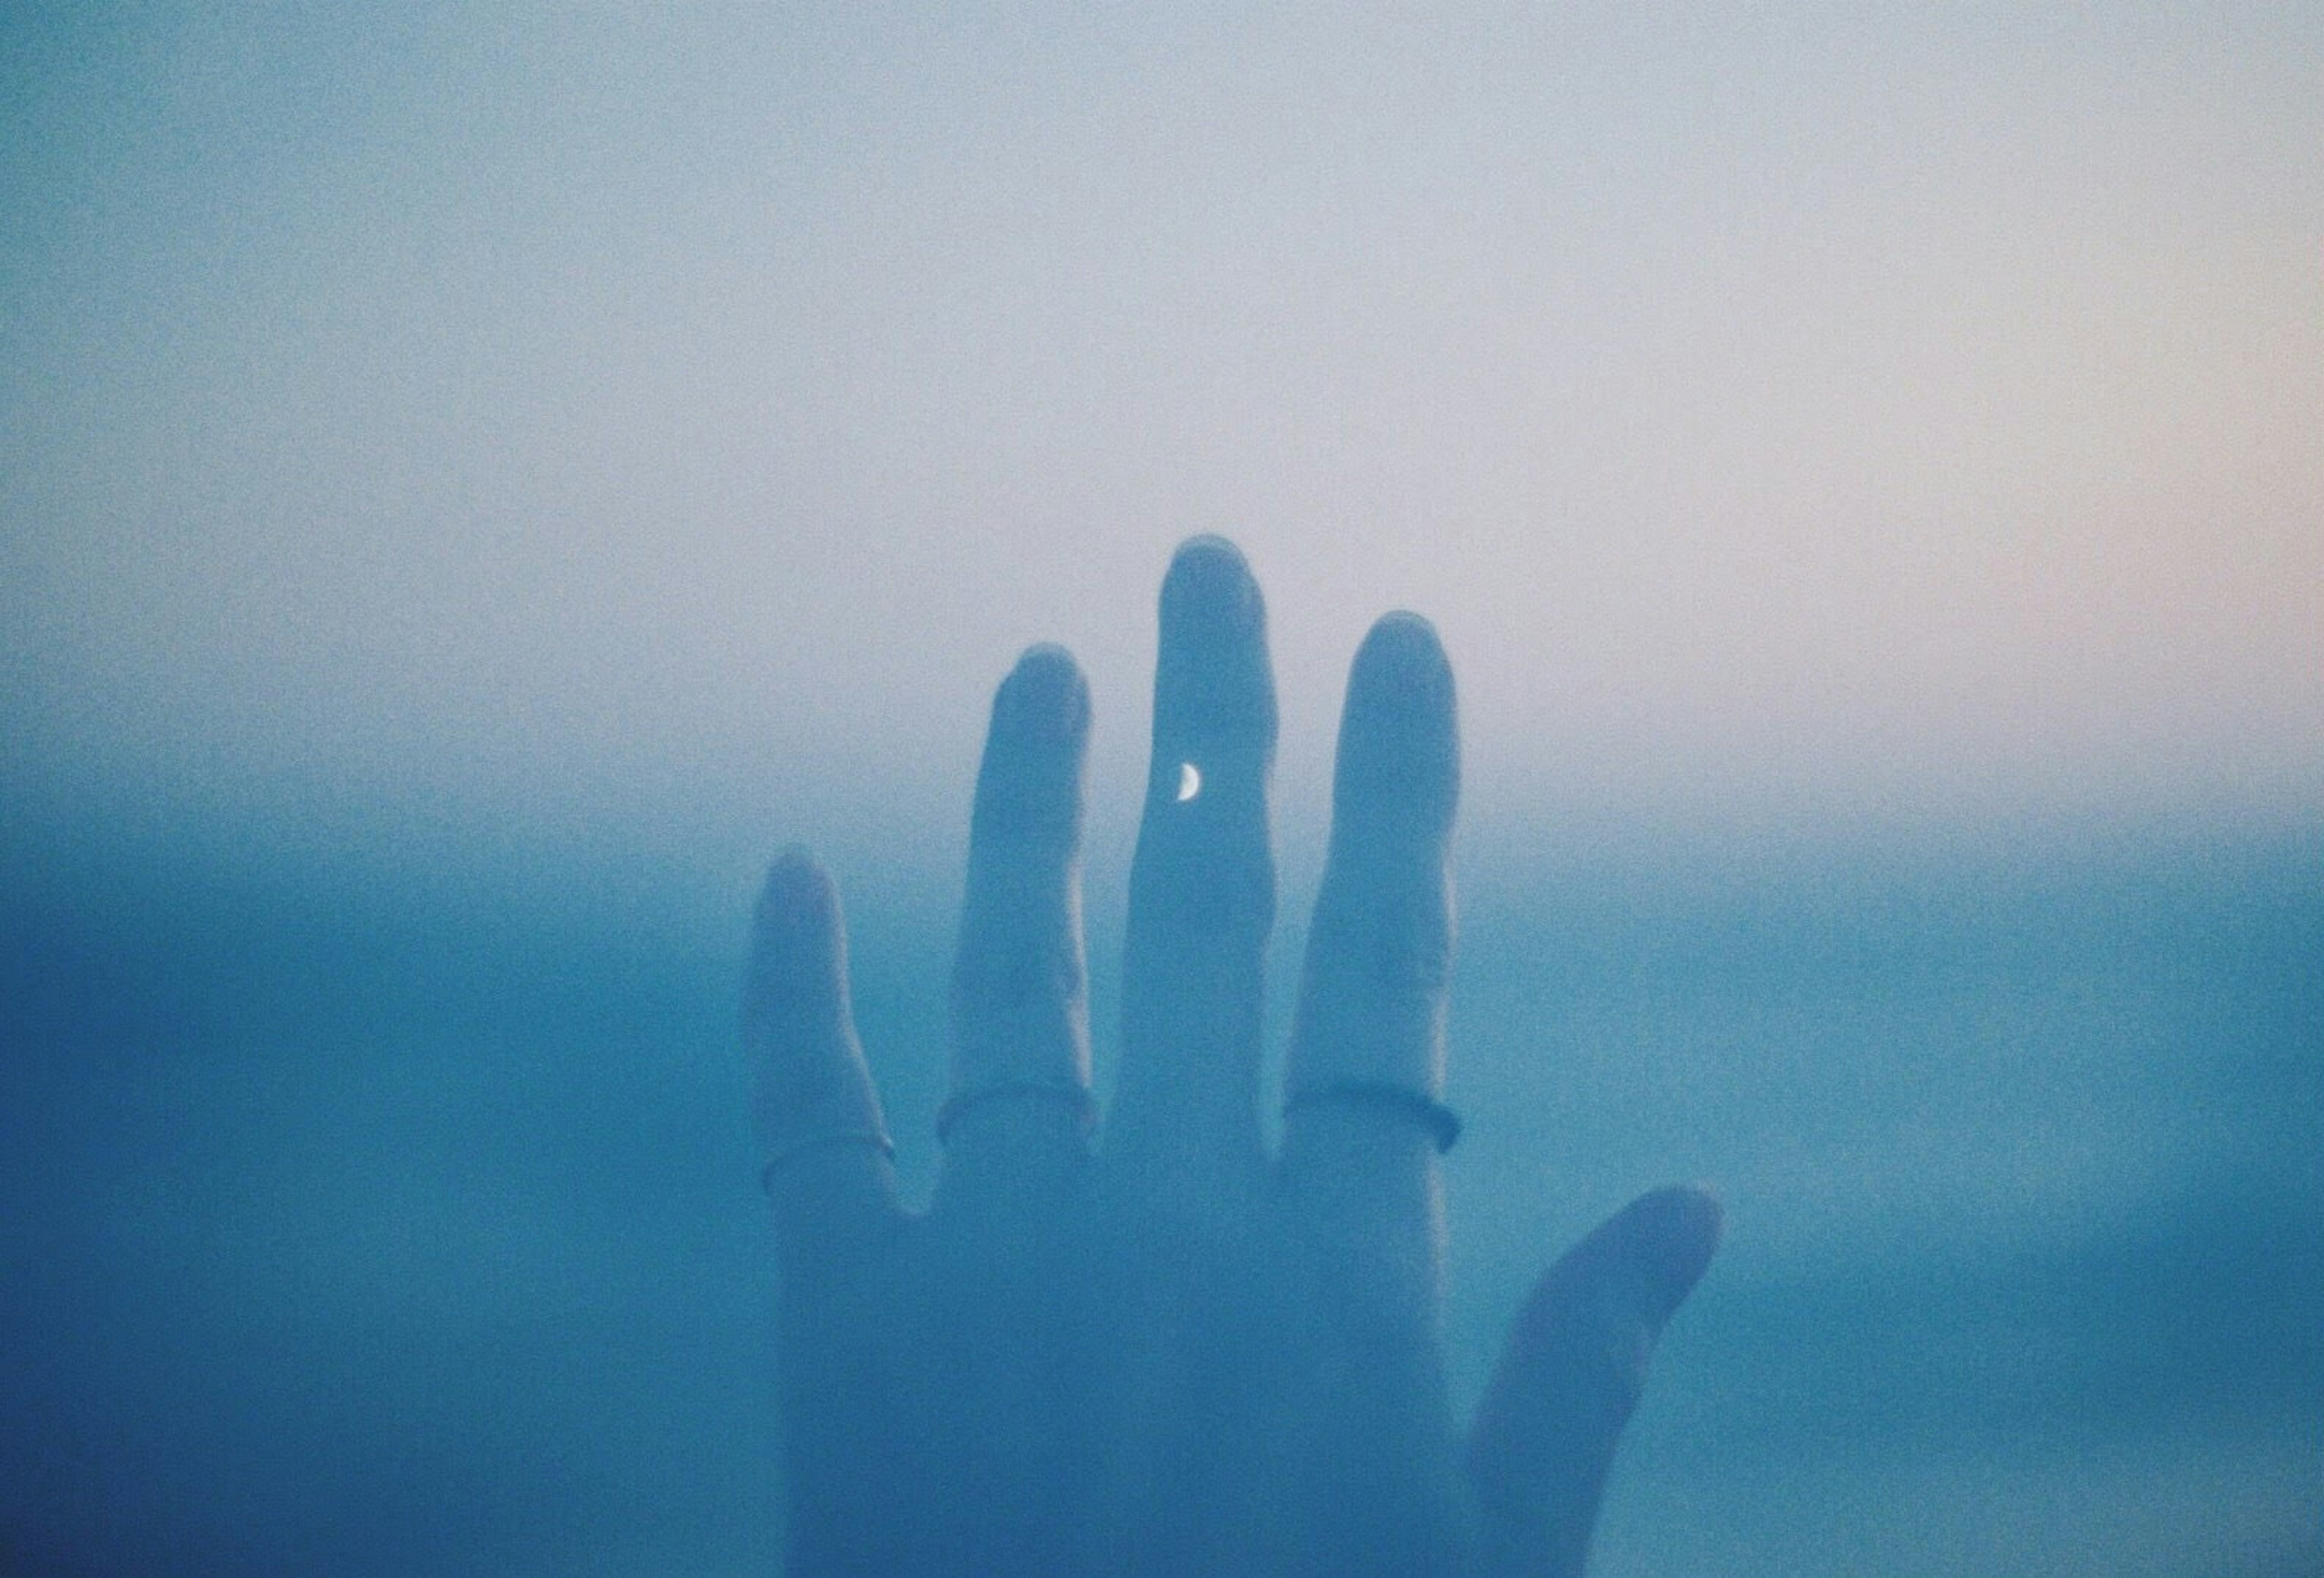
(4, 7, 2320, 1574)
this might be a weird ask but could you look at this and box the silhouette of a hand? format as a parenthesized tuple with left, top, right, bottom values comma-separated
(746, 538, 1718, 1577)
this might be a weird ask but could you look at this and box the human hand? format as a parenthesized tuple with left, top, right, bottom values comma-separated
(745, 537, 1719, 1577)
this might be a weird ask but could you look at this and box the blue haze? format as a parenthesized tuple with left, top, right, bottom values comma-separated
(1, 807, 2316, 1575)
(5, 5, 2322, 1573)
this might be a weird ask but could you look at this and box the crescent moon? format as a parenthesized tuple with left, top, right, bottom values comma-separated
(1175, 761, 1201, 802)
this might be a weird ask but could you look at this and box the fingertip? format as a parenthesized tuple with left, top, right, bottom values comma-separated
(975, 646, 1091, 853)
(1349, 610, 1455, 711)
(1361, 608, 1447, 661)
(1161, 534, 1265, 645)
(1171, 533, 1253, 578)
(1333, 611, 1457, 830)
(749, 848, 849, 1022)
(996, 642, 1092, 741)
(1015, 639, 1083, 682)
(1147, 534, 1275, 765)
(1517, 1183, 1722, 1349)
(757, 846, 839, 933)
(1623, 1184, 1724, 1325)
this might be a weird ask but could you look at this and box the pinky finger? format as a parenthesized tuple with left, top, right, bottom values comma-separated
(744, 849, 905, 1272)
(1466, 1186, 1722, 1578)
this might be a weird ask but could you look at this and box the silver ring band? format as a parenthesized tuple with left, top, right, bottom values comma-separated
(1282, 1080, 1461, 1152)
(759, 1128, 896, 1192)
(936, 1078, 1098, 1143)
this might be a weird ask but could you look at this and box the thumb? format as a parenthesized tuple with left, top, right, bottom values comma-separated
(1466, 1185, 1722, 1578)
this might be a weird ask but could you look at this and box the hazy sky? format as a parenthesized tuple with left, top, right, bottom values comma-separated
(7, 5, 2320, 866)
(5, 20, 2319, 1574)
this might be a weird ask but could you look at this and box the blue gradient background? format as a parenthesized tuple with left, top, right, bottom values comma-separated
(4, 7, 2319, 1575)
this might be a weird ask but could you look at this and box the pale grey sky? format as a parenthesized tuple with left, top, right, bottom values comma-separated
(7, 5, 2320, 864)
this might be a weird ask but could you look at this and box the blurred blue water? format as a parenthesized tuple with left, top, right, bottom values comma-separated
(2, 817, 2316, 1576)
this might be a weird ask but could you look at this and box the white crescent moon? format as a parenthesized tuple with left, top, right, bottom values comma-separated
(1176, 761, 1201, 802)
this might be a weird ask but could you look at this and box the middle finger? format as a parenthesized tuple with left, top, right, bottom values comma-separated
(1108, 536, 1278, 1203)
